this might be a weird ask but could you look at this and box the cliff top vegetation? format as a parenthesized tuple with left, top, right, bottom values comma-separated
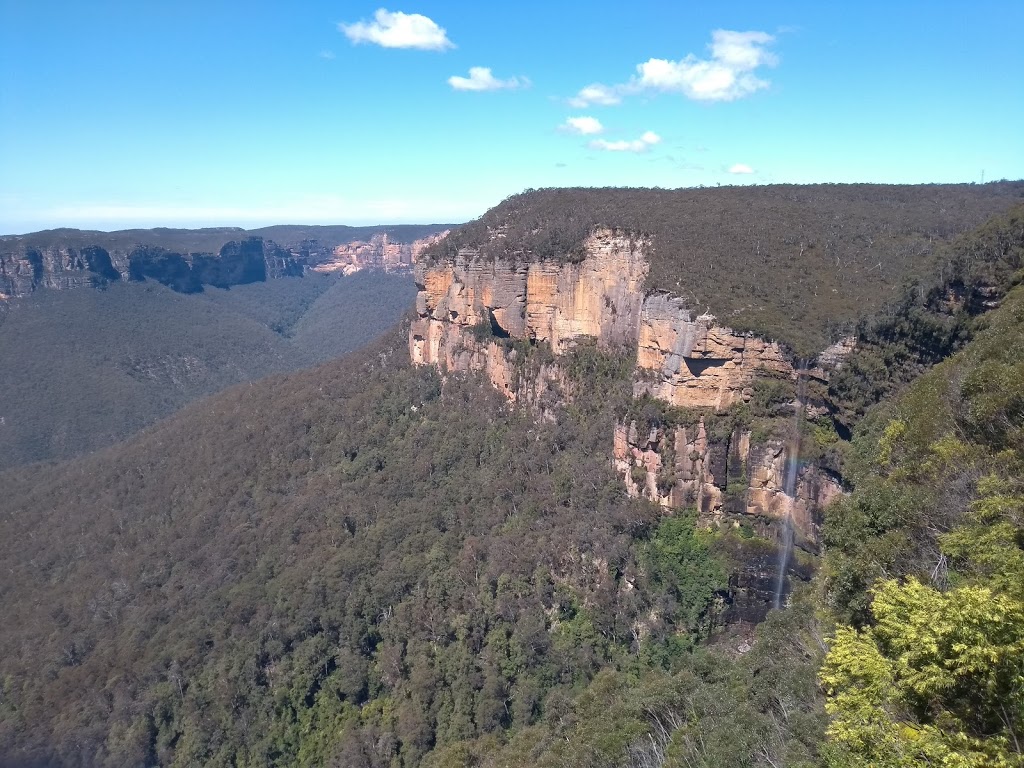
(425, 183, 1024, 356)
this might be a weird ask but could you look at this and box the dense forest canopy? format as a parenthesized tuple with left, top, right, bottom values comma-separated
(427, 183, 1024, 355)
(0, 272, 416, 469)
(0, 324, 733, 767)
(1, 195, 1022, 767)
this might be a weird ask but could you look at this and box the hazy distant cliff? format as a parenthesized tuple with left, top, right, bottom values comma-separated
(312, 231, 449, 275)
(0, 225, 451, 298)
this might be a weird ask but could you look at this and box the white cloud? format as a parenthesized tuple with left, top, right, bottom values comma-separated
(590, 131, 661, 153)
(448, 67, 524, 91)
(568, 29, 776, 106)
(318, 50, 335, 60)
(340, 9, 453, 51)
(561, 116, 604, 135)
(568, 83, 621, 108)
(728, 163, 755, 174)
(633, 30, 776, 101)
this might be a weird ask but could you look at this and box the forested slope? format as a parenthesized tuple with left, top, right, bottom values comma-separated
(1, 192, 1022, 768)
(0, 271, 416, 469)
(0, 323, 732, 767)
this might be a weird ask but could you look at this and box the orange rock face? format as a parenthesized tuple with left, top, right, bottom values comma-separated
(409, 228, 806, 412)
(312, 231, 449, 275)
(635, 295, 793, 410)
(612, 418, 842, 550)
(409, 227, 848, 548)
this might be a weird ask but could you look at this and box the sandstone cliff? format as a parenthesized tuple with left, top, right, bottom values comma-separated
(312, 231, 449, 276)
(409, 227, 851, 615)
(612, 418, 843, 552)
(0, 237, 304, 296)
(0, 228, 445, 297)
(635, 295, 794, 410)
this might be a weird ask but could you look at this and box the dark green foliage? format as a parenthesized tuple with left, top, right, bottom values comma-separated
(423, 600, 827, 768)
(4, 194, 1024, 766)
(749, 372, 798, 419)
(641, 514, 726, 642)
(817, 283, 1024, 764)
(0, 272, 416, 469)
(823, 283, 1024, 625)
(0, 325, 729, 767)
(827, 203, 1024, 431)
(427, 184, 1024, 356)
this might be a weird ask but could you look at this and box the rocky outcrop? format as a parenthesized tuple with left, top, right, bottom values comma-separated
(313, 231, 449, 275)
(0, 228, 441, 298)
(409, 227, 814, 413)
(635, 295, 792, 410)
(126, 238, 301, 293)
(612, 418, 843, 551)
(410, 229, 648, 401)
(0, 245, 124, 294)
(410, 226, 851, 622)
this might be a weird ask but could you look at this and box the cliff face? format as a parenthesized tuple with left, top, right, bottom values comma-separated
(0, 245, 124, 294)
(410, 228, 849, 616)
(312, 231, 450, 275)
(410, 227, 821, 415)
(0, 228, 442, 298)
(0, 237, 304, 296)
(612, 419, 842, 552)
(413, 228, 644, 343)
(635, 295, 792, 410)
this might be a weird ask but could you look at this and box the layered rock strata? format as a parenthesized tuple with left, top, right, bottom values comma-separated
(0, 237, 303, 296)
(635, 295, 792, 410)
(612, 418, 843, 551)
(0, 229, 447, 297)
(410, 228, 848, 540)
(411, 230, 648, 358)
(313, 231, 449, 275)
(409, 228, 810, 411)
(410, 227, 852, 621)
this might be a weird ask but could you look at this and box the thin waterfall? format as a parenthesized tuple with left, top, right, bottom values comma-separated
(773, 366, 806, 610)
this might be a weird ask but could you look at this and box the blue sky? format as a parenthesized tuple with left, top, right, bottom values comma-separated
(1, 1, 1022, 233)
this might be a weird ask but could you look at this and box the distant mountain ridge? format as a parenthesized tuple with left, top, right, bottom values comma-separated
(0, 223, 455, 298)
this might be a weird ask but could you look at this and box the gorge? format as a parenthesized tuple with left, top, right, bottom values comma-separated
(2, 185, 1022, 768)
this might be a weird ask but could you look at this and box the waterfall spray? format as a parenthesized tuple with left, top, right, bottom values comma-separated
(773, 367, 806, 610)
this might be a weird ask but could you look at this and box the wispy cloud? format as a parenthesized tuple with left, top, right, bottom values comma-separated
(568, 83, 621, 108)
(318, 50, 336, 60)
(590, 131, 661, 153)
(561, 116, 604, 135)
(340, 9, 453, 51)
(448, 67, 525, 91)
(728, 163, 755, 174)
(569, 29, 777, 106)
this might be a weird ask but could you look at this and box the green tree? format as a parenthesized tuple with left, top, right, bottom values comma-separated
(821, 578, 1024, 767)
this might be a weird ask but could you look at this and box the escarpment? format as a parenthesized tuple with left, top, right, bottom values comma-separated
(411, 227, 851, 618)
(0, 227, 449, 298)
(410, 229, 648, 403)
(0, 237, 303, 296)
(612, 419, 843, 552)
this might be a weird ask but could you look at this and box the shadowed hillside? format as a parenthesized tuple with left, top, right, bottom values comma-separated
(0, 272, 416, 469)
